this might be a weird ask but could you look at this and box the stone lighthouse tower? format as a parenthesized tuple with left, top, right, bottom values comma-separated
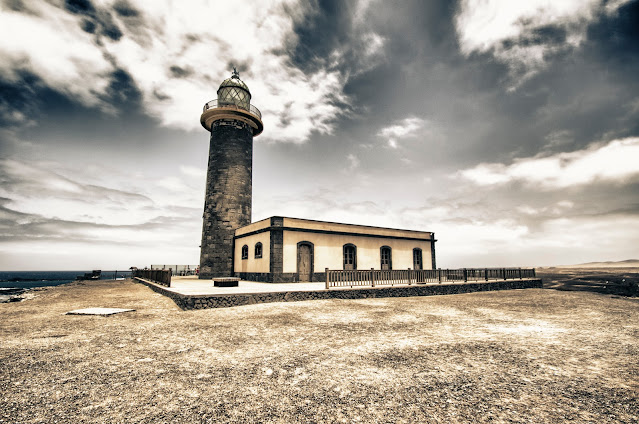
(198, 68, 263, 279)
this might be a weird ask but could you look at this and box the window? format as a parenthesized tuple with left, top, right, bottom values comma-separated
(413, 248, 423, 270)
(255, 242, 263, 259)
(241, 244, 248, 260)
(343, 244, 357, 270)
(380, 246, 392, 270)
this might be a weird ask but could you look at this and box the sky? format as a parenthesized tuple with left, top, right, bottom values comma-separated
(1, 0, 638, 270)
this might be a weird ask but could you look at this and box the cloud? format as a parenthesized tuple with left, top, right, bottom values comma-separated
(346, 153, 360, 170)
(0, 196, 201, 269)
(0, 158, 157, 227)
(377, 117, 425, 148)
(0, 0, 350, 143)
(0, 158, 203, 269)
(454, 0, 633, 86)
(459, 137, 639, 189)
(179, 165, 206, 178)
(0, 2, 113, 109)
(516, 201, 574, 216)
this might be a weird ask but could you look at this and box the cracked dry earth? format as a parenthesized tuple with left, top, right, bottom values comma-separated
(1, 279, 638, 423)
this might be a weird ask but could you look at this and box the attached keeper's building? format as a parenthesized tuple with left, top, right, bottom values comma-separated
(234, 217, 436, 283)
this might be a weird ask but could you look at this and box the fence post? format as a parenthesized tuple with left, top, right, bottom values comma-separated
(371, 268, 376, 287)
(463, 268, 468, 282)
(408, 268, 412, 285)
(518, 267, 522, 280)
(532, 268, 536, 278)
(503, 268, 506, 280)
(484, 268, 488, 281)
(438, 268, 442, 283)
(325, 268, 329, 290)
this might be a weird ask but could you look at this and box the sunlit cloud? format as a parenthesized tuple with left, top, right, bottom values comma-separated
(459, 137, 639, 189)
(377, 117, 425, 149)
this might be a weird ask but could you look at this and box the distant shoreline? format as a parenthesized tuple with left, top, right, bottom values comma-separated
(0, 270, 132, 289)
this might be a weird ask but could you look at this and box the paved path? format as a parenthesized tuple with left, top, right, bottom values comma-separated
(167, 276, 423, 295)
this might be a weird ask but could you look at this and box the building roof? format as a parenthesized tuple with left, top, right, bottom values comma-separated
(236, 216, 434, 241)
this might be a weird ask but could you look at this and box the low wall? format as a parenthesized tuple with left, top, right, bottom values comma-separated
(134, 277, 543, 310)
(132, 270, 171, 287)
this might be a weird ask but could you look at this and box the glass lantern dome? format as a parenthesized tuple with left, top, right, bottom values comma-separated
(217, 67, 251, 110)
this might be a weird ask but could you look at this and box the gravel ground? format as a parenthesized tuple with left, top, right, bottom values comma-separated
(1, 279, 638, 423)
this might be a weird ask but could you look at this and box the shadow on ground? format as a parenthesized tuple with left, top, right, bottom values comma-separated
(538, 267, 639, 297)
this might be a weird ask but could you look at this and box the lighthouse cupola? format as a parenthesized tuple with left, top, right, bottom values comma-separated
(217, 67, 251, 110)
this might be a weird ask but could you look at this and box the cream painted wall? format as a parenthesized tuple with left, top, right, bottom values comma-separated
(283, 217, 432, 240)
(282, 231, 432, 273)
(235, 217, 271, 236)
(234, 232, 271, 273)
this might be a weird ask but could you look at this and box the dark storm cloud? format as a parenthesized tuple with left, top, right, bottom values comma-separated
(291, 1, 460, 73)
(0, 66, 176, 158)
(0, 72, 38, 129)
(290, 0, 353, 69)
(64, 0, 95, 15)
(100, 17, 123, 41)
(64, 0, 123, 41)
(300, 0, 639, 172)
(113, 0, 140, 17)
(587, 0, 639, 68)
(169, 65, 194, 79)
(81, 18, 96, 33)
(3, 0, 31, 13)
(104, 68, 143, 110)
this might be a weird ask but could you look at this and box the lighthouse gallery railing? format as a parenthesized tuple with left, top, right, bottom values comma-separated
(203, 99, 262, 120)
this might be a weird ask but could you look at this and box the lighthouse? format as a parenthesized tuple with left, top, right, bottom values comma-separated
(198, 68, 263, 279)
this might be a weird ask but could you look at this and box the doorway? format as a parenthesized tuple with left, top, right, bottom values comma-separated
(297, 242, 313, 282)
(380, 246, 392, 270)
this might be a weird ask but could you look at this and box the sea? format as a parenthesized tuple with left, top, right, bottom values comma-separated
(0, 271, 133, 289)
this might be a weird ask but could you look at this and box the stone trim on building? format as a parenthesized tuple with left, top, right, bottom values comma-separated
(430, 233, 437, 269)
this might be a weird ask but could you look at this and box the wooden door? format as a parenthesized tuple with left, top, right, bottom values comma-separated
(298, 244, 312, 282)
(381, 247, 391, 270)
(343, 245, 355, 270)
(413, 249, 422, 270)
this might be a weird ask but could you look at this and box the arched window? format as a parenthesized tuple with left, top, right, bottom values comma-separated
(241, 244, 248, 260)
(413, 248, 423, 270)
(255, 242, 263, 259)
(380, 246, 392, 270)
(343, 244, 357, 270)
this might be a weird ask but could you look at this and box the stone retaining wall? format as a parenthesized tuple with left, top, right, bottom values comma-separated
(134, 277, 543, 310)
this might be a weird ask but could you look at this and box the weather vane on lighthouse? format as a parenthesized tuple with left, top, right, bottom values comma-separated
(232, 66, 240, 79)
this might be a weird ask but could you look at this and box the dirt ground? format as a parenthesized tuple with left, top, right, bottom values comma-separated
(1, 276, 638, 423)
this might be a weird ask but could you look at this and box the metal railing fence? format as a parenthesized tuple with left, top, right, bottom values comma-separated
(202, 99, 262, 120)
(325, 267, 536, 289)
(150, 265, 198, 276)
